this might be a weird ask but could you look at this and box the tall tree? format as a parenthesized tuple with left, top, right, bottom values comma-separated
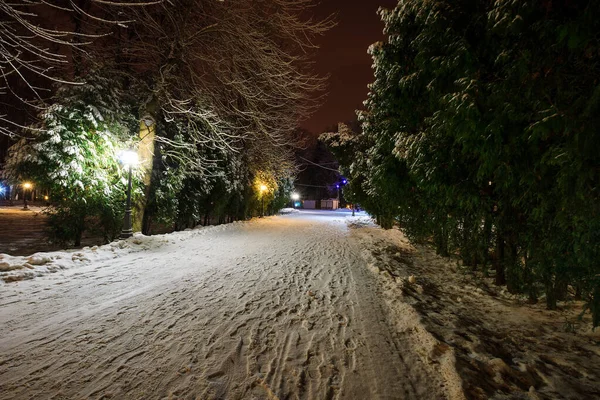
(323, 0, 600, 326)
(3, 0, 331, 239)
(108, 0, 331, 231)
(0, 0, 152, 137)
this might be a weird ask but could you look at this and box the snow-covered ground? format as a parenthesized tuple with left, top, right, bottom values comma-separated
(1, 210, 597, 399)
(353, 226, 600, 400)
(0, 210, 451, 399)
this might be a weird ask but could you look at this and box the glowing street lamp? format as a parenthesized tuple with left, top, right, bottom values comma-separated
(22, 182, 32, 210)
(119, 150, 139, 238)
(260, 184, 267, 217)
(291, 192, 300, 209)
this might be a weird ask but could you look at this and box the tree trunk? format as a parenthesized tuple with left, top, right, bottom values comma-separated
(505, 237, 519, 293)
(460, 217, 473, 267)
(480, 214, 493, 267)
(495, 233, 506, 286)
(523, 254, 538, 303)
(74, 213, 86, 247)
(554, 277, 569, 302)
(546, 279, 557, 310)
(434, 223, 449, 257)
(591, 286, 600, 328)
(141, 144, 162, 235)
(134, 99, 158, 233)
(574, 284, 582, 301)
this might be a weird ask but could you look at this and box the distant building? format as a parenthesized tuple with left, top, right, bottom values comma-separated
(320, 199, 339, 210)
(302, 200, 316, 209)
(301, 199, 339, 210)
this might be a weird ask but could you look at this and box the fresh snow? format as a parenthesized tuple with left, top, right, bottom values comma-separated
(278, 207, 300, 214)
(0, 211, 451, 399)
(1, 210, 598, 399)
(0, 224, 236, 283)
(354, 226, 600, 400)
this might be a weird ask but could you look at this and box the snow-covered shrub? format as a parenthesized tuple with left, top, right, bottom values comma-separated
(4, 70, 139, 245)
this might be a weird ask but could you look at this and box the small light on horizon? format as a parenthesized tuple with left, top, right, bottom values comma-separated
(23, 182, 32, 189)
(291, 192, 300, 201)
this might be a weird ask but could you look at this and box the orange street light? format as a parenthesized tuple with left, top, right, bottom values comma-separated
(259, 184, 268, 217)
(22, 182, 33, 210)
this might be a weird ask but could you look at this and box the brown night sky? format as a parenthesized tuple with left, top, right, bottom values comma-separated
(303, 0, 399, 134)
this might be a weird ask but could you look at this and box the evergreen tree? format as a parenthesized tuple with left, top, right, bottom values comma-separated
(4, 71, 139, 245)
(323, 0, 600, 326)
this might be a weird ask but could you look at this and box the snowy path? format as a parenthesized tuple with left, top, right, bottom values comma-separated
(0, 211, 445, 399)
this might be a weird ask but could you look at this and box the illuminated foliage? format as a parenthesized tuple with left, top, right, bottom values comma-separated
(3, 0, 328, 236)
(4, 71, 139, 245)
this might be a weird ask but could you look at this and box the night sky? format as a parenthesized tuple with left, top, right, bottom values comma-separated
(303, 0, 399, 134)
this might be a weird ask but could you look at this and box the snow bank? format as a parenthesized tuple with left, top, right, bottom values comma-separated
(345, 215, 375, 228)
(0, 222, 245, 283)
(350, 225, 465, 400)
(278, 207, 300, 214)
(349, 223, 600, 400)
(0, 234, 165, 283)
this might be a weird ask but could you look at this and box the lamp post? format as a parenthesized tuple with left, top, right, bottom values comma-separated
(22, 182, 32, 210)
(260, 184, 267, 217)
(291, 192, 300, 208)
(119, 150, 139, 239)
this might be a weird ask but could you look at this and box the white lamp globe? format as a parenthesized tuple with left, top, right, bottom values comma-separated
(119, 150, 139, 167)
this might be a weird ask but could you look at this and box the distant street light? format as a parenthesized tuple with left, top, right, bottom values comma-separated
(291, 192, 300, 209)
(119, 150, 139, 238)
(260, 184, 267, 217)
(22, 182, 32, 210)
